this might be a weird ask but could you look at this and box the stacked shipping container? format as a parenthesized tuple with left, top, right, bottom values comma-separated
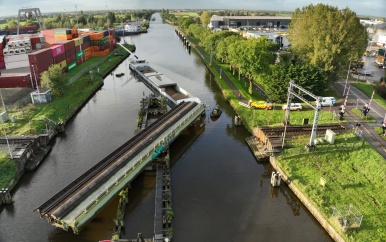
(0, 28, 116, 88)
(89, 31, 111, 57)
(28, 48, 54, 84)
(6, 26, 38, 35)
(0, 36, 5, 69)
(41, 29, 78, 44)
(80, 34, 91, 61)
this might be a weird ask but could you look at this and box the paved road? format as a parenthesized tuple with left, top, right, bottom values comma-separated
(332, 80, 386, 159)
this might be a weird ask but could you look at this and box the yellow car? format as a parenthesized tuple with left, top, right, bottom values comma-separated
(250, 101, 273, 110)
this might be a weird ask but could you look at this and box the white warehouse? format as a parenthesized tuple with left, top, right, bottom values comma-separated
(243, 32, 291, 49)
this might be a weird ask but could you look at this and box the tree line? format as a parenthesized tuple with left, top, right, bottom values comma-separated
(2, 10, 155, 30)
(163, 4, 368, 103)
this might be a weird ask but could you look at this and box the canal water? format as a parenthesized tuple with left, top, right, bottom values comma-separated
(0, 13, 332, 242)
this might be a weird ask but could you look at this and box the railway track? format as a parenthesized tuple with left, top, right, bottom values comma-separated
(36, 101, 197, 221)
(252, 124, 348, 154)
(255, 124, 347, 138)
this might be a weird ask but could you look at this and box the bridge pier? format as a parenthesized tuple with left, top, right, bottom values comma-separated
(154, 164, 173, 241)
(111, 187, 129, 241)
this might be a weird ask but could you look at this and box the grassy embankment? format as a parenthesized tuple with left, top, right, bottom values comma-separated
(278, 134, 386, 241)
(0, 44, 134, 189)
(187, 33, 385, 241)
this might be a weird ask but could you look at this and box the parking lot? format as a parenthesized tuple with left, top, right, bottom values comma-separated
(351, 55, 385, 83)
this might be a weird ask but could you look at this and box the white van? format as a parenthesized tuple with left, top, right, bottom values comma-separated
(321, 97, 336, 107)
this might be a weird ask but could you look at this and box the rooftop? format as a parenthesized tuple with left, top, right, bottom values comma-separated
(211, 15, 291, 21)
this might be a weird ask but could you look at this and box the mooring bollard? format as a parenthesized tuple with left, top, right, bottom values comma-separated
(1, 188, 13, 204)
(234, 115, 242, 126)
(270, 172, 281, 187)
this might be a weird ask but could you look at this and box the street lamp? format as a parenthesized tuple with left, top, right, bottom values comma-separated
(343, 60, 352, 97)
(75, 5, 78, 26)
(31, 64, 40, 93)
(0, 90, 13, 159)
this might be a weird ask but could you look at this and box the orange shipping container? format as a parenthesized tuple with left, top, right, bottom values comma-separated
(84, 47, 91, 55)
(90, 32, 104, 40)
(91, 49, 109, 57)
(40, 29, 54, 37)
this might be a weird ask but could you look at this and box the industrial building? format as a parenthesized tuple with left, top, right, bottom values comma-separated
(243, 32, 291, 49)
(209, 15, 291, 29)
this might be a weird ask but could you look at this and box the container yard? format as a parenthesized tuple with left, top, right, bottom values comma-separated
(0, 28, 117, 88)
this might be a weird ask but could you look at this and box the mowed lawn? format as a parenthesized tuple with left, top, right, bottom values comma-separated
(278, 134, 386, 241)
(170, 12, 199, 18)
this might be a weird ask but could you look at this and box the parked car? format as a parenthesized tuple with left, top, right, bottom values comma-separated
(321, 97, 336, 107)
(282, 103, 303, 111)
(250, 101, 273, 110)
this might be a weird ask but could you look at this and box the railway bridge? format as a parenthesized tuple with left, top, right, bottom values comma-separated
(36, 101, 205, 233)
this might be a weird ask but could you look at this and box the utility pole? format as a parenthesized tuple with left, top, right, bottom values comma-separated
(75, 5, 78, 26)
(0, 90, 13, 159)
(343, 60, 352, 97)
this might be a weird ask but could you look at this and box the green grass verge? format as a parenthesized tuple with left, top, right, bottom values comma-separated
(351, 107, 377, 123)
(352, 82, 386, 109)
(374, 127, 386, 140)
(278, 133, 386, 241)
(0, 153, 17, 188)
(170, 12, 199, 17)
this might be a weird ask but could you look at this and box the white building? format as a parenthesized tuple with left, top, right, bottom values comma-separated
(209, 15, 291, 30)
(243, 31, 291, 49)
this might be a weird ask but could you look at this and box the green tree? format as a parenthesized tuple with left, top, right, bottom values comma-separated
(264, 63, 329, 103)
(215, 35, 243, 64)
(228, 39, 247, 79)
(7, 20, 17, 28)
(24, 20, 33, 27)
(107, 11, 116, 25)
(178, 17, 195, 30)
(243, 37, 276, 81)
(40, 65, 68, 97)
(200, 11, 211, 27)
(288, 3, 367, 81)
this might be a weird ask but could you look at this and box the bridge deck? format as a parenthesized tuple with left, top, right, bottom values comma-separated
(36, 101, 205, 233)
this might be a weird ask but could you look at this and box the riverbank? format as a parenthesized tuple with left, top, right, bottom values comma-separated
(174, 27, 386, 241)
(0, 43, 135, 204)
